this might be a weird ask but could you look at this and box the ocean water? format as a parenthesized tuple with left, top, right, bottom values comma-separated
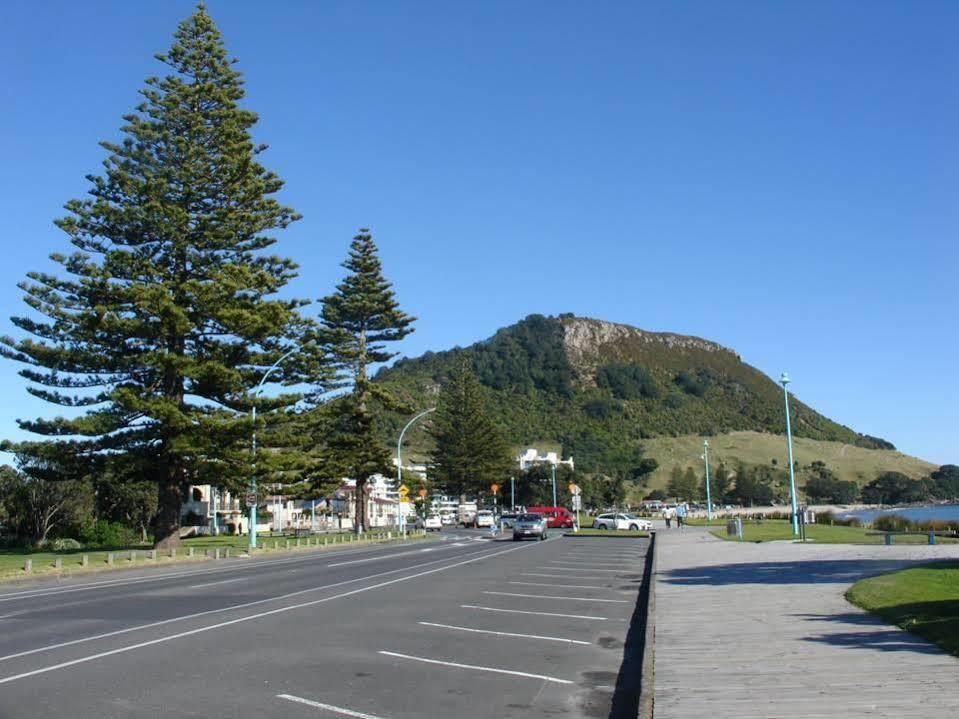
(839, 504, 959, 524)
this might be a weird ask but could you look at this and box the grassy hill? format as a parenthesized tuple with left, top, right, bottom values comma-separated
(376, 314, 926, 486)
(639, 431, 935, 493)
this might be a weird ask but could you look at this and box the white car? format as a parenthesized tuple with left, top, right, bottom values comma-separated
(592, 513, 652, 531)
(416, 515, 443, 531)
(474, 510, 495, 528)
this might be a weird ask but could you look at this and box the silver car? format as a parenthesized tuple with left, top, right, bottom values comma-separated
(512, 513, 548, 541)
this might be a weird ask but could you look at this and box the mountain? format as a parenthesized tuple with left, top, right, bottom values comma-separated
(374, 314, 906, 481)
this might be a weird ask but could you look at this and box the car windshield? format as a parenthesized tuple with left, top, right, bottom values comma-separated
(518, 514, 542, 522)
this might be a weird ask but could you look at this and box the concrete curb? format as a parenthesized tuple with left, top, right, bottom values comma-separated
(638, 530, 657, 719)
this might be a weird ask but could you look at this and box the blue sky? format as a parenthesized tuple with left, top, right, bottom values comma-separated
(1, 1, 956, 464)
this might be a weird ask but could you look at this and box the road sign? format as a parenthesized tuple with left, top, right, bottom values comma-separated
(572, 495, 582, 511)
(398, 484, 409, 499)
(417, 488, 427, 498)
(245, 492, 257, 505)
(490, 483, 500, 494)
(568, 483, 580, 496)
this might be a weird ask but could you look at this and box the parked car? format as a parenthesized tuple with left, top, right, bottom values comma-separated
(498, 512, 519, 528)
(512, 513, 548, 541)
(592, 513, 652, 531)
(526, 506, 576, 529)
(474, 510, 495, 528)
(415, 515, 443, 531)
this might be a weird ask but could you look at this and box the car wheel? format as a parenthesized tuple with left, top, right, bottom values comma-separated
(629, 524, 638, 531)
(599, 523, 608, 530)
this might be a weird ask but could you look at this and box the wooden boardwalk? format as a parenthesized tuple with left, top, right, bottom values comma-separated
(653, 525, 959, 718)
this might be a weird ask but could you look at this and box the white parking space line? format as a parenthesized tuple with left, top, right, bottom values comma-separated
(277, 694, 387, 719)
(483, 591, 627, 603)
(541, 566, 626, 573)
(461, 604, 610, 620)
(520, 572, 613, 580)
(509, 581, 607, 590)
(0, 544, 531, 684)
(418, 621, 590, 645)
(187, 577, 245, 589)
(550, 560, 632, 566)
(378, 650, 574, 685)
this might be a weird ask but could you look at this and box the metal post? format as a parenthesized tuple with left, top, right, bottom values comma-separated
(397, 407, 436, 539)
(781, 372, 799, 535)
(311, 499, 316, 533)
(510, 476, 515, 512)
(211, 486, 218, 536)
(551, 464, 557, 507)
(703, 440, 713, 521)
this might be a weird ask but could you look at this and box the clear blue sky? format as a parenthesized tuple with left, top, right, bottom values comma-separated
(1, 1, 956, 464)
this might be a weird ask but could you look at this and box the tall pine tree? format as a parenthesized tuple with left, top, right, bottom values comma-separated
(319, 229, 415, 532)
(0, 6, 323, 548)
(428, 356, 512, 500)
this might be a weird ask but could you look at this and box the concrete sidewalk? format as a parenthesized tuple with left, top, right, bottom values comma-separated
(653, 525, 959, 718)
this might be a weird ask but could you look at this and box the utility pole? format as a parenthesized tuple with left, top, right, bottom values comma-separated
(703, 440, 713, 520)
(510, 476, 515, 512)
(781, 372, 800, 535)
(551, 463, 557, 507)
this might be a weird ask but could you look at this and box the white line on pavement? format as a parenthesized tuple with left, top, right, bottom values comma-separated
(328, 548, 435, 567)
(483, 591, 627, 603)
(520, 572, 613, 580)
(549, 561, 632, 567)
(509, 581, 607, 590)
(0, 544, 497, 668)
(461, 604, 609, 620)
(418, 621, 590, 645)
(187, 577, 246, 589)
(0, 543, 535, 685)
(541, 566, 627, 573)
(377, 651, 574, 685)
(277, 694, 387, 719)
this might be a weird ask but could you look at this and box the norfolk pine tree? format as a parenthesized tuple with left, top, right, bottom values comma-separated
(0, 7, 326, 548)
(428, 356, 512, 500)
(319, 230, 415, 532)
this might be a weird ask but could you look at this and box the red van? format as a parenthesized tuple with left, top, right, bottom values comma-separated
(526, 506, 575, 529)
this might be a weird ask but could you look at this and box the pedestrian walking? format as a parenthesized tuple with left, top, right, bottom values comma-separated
(663, 508, 672, 529)
(676, 503, 686, 529)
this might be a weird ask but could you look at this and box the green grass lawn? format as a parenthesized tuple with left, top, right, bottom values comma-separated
(707, 519, 959, 544)
(846, 561, 959, 657)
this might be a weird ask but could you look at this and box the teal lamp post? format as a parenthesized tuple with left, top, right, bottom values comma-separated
(396, 407, 436, 537)
(780, 372, 799, 535)
(702, 440, 713, 520)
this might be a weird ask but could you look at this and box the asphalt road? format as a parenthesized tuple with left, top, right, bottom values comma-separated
(0, 529, 650, 718)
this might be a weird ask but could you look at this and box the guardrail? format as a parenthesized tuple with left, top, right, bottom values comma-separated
(866, 530, 959, 546)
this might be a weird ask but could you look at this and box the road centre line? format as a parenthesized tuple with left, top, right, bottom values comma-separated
(328, 548, 435, 567)
(484, 591, 627, 603)
(378, 650, 574, 685)
(510, 581, 609, 590)
(520, 572, 613, 580)
(418, 621, 590, 645)
(0, 540, 451, 604)
(0, 543, 535, 685)
(461, 604, 609, 620)
(0, 543, 497, 667)
(187, 577, 245, 589)
(277, 694, 387, 719)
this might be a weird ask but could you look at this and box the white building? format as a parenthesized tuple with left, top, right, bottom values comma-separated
(516, 448, 574, 472)
(180, 485, 246, 535)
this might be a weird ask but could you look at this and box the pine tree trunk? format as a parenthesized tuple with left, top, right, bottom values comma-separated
(154, 465, 183, 550)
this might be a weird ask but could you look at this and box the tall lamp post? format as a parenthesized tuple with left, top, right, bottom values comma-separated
(248, 345, 301, 551)
(397, 407, 436, 537)
(781, 372, 799, 535)
(551, 463, 557, 508)
(702, 440, 713, 520)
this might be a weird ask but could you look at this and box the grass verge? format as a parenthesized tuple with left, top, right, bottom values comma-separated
(707, 520, 959, 545)
(846, 561, 959, 657)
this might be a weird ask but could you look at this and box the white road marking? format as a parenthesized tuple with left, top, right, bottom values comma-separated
(418, 621, 590, 645)
(187, 577, 245, 589)
(520, 572, 613, 580)
(0, 541, 442, 604)
(328, 548, 435, 567)
(510, 581, 606, 590)
(277, 694, 386, 719)
(0, 544, 505, 670)
(483, 591, 627, 603)
(378, 650, 573, 685)
(541, 566, 626, 573)
(461, 604, 609, 620)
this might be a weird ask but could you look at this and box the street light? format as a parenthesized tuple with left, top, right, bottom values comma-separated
(781, 372, 799, 535)
(551, 463, 557, 508)
(397, 407, 436, 537)
(248, 345, 302, 551)
(702, 440, 713, 520)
